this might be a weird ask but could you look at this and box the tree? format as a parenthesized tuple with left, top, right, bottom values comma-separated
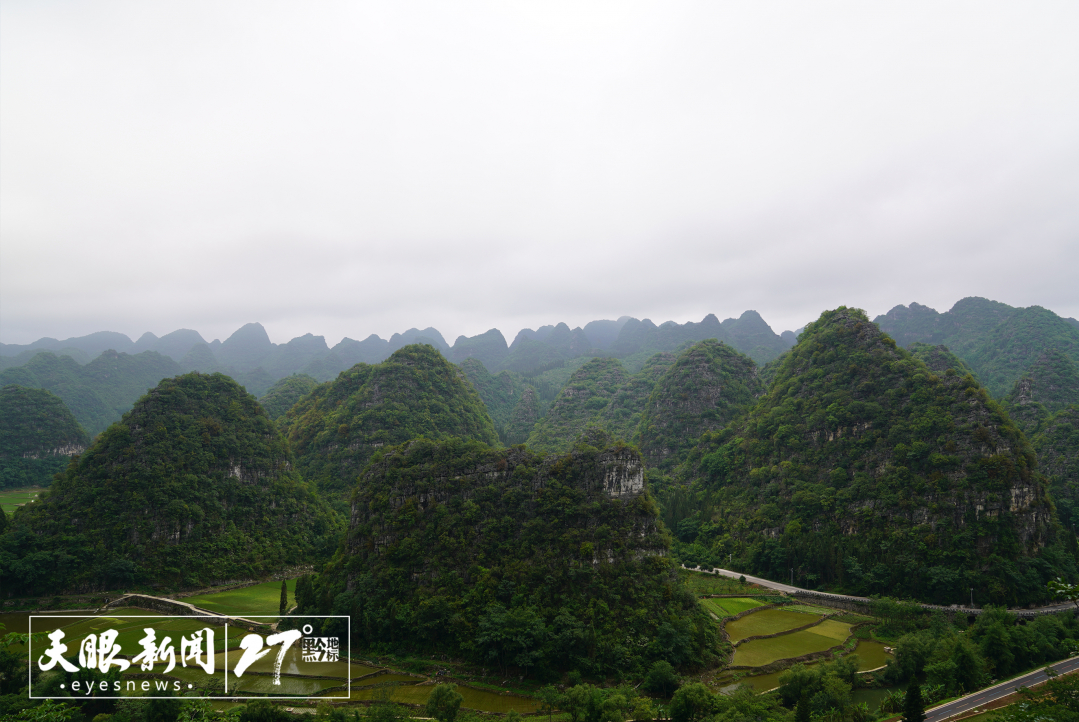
(279, 580, 289, 615)
(643, 661, 679, 698)
(538, 685, 562, 722)
(1048, 578, 1079, 610)
(902, 678, 925, 722)
(425, 683, 464, 722)
(795, 692, 810, 722)
(669, 683, 715, 722)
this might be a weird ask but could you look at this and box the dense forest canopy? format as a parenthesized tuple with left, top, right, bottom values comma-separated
(0, 372, 340, 594)
(296, 434, 716, 679)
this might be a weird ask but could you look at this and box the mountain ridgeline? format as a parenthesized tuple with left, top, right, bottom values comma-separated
(875, 297, 1079, 397)
(0, 373, 340, 594)
(0, 350, 181, 437)
(0, 385, 90, 489)
(284, 345, 500, 499)
(672, 308, 1067, 606)
(295, 435, 716, 677)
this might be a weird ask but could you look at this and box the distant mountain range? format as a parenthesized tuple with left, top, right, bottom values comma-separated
(0, 310, 796, 392)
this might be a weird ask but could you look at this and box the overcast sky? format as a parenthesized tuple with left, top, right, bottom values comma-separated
(2, 1, 1077, 347)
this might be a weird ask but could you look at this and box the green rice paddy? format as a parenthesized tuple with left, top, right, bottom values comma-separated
(0, 487, 45, 513)
(725, 608, 820, 643)
(712, 598, 767, 616)
(183, 580, 296, 618)
(731, 619, 852, 667)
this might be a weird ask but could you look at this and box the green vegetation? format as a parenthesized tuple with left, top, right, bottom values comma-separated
(0, 386, 89, 489)
(184, 579, 297, 617)
(907, 342, 979, 381)
(869, 598, 1079, 695)
(457, 358, 543, 444)
(875, 298, 1079, 397)
(731, 620, 851, 667)
(505, 386, 543, 445)
(0, 373, 340, 594)
(526, 357, 631, 452)
(285, 344, 500, 498)
(725, 609, 821, 643)
(674, 307, 1068, 606)
(1031, 405, 1079, 531)
(296, 434, 717, 678)
(258, 374, 319, 419)
(0, 487, 44, 514)
(600, 352, 675, 442)
(525, 352, 684, 454)
(637, 340, 761, 471)
(0, 350, 181, 437)
(708, 597, 764, 616)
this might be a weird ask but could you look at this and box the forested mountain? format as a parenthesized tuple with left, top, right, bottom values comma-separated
(1001, 349, 1079, 438)
(1030, 407, 1079, 532)
(999, 349, 1079, 535)
(600, 352, 676, 442)
(258, 374, 319, 420)
(526, 358, 632, 452)
(673, 307, 1066, 606)
(284, 345, 499, 498)
(0, 350, 181, 436)
(505, 386, 543, 445)
(875, 297, 1079, 397)
(637, 341, 761, 471)
(457, 359, 538, 437)
(297, 434, 716, 677)
(0, 385, 90, 489)
(0, 372, 340, 594)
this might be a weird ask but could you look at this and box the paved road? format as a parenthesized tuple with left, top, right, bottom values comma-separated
(696, 565, 1079, 616)
(923, 655, 1079, 721)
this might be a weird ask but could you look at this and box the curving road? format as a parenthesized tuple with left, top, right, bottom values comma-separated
(923, 655, 1079, 721)
(695, 565, 1079, 616)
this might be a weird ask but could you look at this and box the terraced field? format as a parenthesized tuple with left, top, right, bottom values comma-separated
(183, 579, 296, 618)
(708, 597, 767, 616)
(731, 619, 852, 667)
(725, 608, 821, 643)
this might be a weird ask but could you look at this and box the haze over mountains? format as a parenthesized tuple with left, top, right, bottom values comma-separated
(0, 309, 795, 387)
